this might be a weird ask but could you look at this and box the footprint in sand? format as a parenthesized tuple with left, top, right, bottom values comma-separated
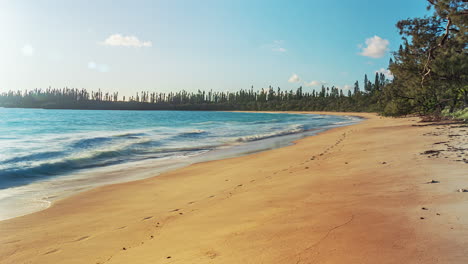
(73, 236, 90, 242)
(3, 240, 21, 244)
(206, 250, 219, 259)
(44, 248, 60, 255)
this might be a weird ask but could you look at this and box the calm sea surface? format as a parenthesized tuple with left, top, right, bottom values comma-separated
(0, 109, 361, 220)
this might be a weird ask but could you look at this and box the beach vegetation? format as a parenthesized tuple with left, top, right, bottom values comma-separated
(383, 0, 467, 117)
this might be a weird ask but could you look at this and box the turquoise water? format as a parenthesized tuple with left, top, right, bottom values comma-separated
(0, 109, 360, 220)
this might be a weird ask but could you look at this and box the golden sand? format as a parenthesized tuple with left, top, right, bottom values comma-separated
(1, 112, 467, 263)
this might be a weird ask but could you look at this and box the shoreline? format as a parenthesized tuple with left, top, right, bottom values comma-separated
(1, 112, 467, 263)
(0, 111, 361, 221)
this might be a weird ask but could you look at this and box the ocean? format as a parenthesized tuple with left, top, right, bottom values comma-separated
(0, 108, 361, 220)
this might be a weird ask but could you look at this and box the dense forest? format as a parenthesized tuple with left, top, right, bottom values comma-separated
(0, 73, 388, 112)
(0, 0, 466, 117)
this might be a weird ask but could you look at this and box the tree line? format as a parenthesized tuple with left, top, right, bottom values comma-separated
(0, 72, 388, 112)
(0, 0, 466, 116)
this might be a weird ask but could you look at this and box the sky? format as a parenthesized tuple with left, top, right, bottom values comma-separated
(0, 0, 431, 96)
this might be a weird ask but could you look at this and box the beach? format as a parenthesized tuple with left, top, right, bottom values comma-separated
(0, 112, 467, 263)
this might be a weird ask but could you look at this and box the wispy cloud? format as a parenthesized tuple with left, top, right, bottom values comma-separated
(263, 40, 287, 52)
(288, 73, 300, 83)
(21, 44, 34, 56)
(304, 80, 327, 87)
(101, 34, 152, 47)
(359, 35, 389, 58)
(272, 40, 287, 52)
(273, 47, 287, 52)
(88, 61, 110, 73)
(376, 68, 394, 79)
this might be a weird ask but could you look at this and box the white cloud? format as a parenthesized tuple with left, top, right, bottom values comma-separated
(273, 47, 287, 52)
(88, 61, 97, 69)
(272, 40, 287, 52)
(288, 73, 300, 83)
(342, 84, 352, 90)
(21, 44, 34, 56)
(88, 61, 110, 73)
(263, 40, 287, 52)
(304, 80, 327, 87)
(359, 35, 389, 58)
(102, 34, 152, 47)
(376, 68, 394, 79)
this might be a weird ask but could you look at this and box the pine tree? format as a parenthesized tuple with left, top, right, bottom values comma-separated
(364, 74, 371, 93)
(385, 0, 467, 115)
(354, 81, 360, 95)
(374, 72, 380, 92)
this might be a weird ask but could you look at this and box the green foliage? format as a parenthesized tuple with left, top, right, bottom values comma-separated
(384, 0, 467, 116)
(382, 98, 414, 116)
(0, 77, 389, 112)
(442, 107, 468, 120)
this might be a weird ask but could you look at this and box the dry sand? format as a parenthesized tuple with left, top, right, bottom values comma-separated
(0, 112, 467, 264)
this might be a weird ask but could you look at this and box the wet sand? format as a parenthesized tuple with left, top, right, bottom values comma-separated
(0, 112, 467, 263)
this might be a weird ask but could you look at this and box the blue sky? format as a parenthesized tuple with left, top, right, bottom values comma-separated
(0, 0, 430, 96)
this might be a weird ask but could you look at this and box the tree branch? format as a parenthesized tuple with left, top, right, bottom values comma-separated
(421, 16, 451, 87)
